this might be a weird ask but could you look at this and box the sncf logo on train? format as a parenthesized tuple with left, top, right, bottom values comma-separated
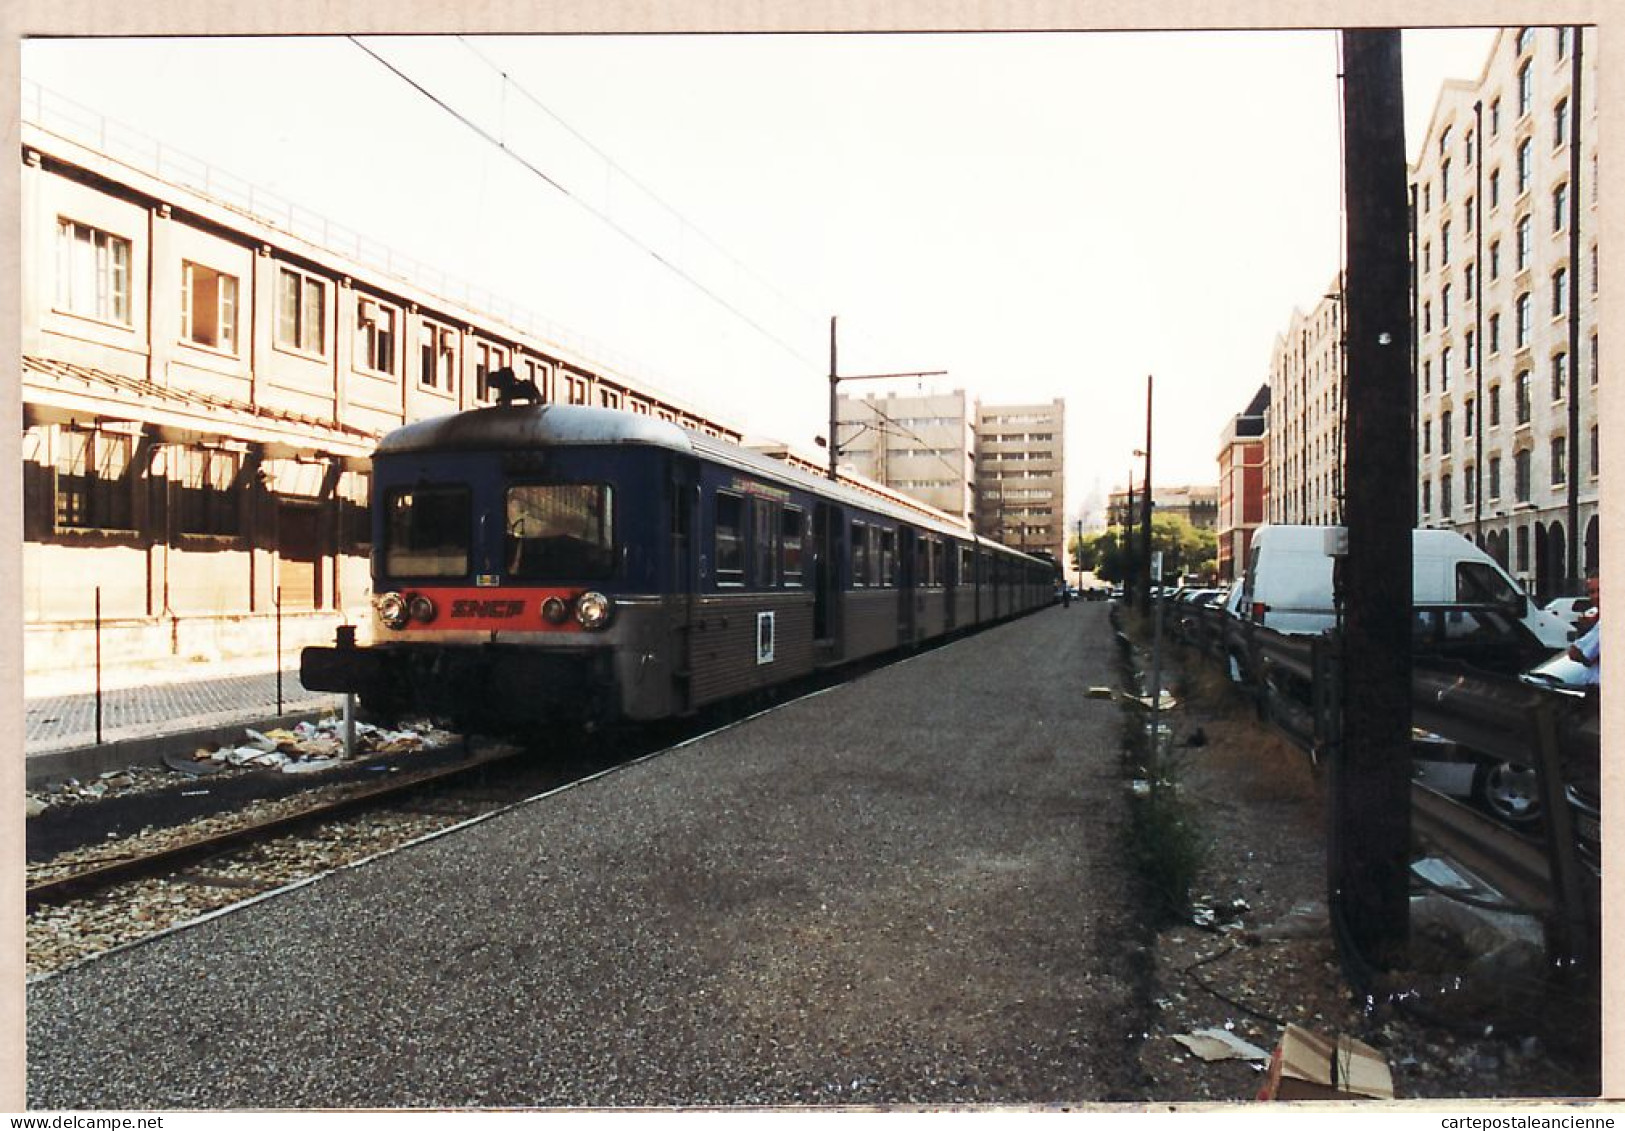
(450, 599, 525, 619)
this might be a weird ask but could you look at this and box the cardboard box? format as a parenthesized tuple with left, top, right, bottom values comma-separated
(1258, 1024, 1395, 1101)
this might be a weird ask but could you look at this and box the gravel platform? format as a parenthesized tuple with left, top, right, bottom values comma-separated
(27, 604, 1148, 1110)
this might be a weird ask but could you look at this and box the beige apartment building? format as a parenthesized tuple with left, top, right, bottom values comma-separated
(976, 400, 1066, 564)
(18, 103, 739, 691)
(833, 388, 978, 524)
(1265, 275, 1345, 527)
(1412, 25, 1599, 599)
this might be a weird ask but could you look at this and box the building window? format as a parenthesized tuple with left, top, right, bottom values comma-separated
(1490, 168, 1501, 208)
(1516, 139, 1532, 194)
(473, 341, 510, 403)
(1442, 346, 1452, 389)
(1489, 383, 1501, 427)
(275, 266, 326, 355)
(519, 357, 553, 402)
(1558, 26, 1571, 59)
(1441, 473, 1453, 518)
(1553, 182, 1569, 231)
(1591, 425, 1600, 477)
(1442, 285, 1451, 327)
(1516, 524, 1529, 571)
(1517, 61, 1532, 117)
(1551, 351, 1568, 400)
(1515, 449, 1532, 502)
(1422, 479, 1432, 514)
(1516, 371, 1532, 424)
(55, 218, 132, 325)
(180, 262, 238, 352)
(1465, 398, 1475, 437)
(1442, 223, 1452, 265)
(1423, 418, 1432, 455)
(54, 427, 135, 532)
(1490, 455, 1502, 499)
(1465, 263, 1475, 299)
(1516, 293, 1531, 348)
(1465, 465, 1476, 506)
(1490, 312, 1501, 353)
(177, 446, 241, 537)
(1554, 98, 1569, 148)
(1552, 267, 1568, 317)
(1442, 159, 1452, 202)
(418, 321, 456, 390)
(1516, 216, 1531, 270)
(355, 296, 398, 375)
(1591, 332, 1599, 385)
(1490, 240, 1501, 280)
(598, 386, 623, 410)
(1517, 27, 1535, 55)
(1551, 437, 1568, 486)
(1423, 302, 1432, 334)
(1491, 98, 1501, 135)
(1465, 128, 1475, 164)
(1465, 330, 1475, 368)
(1442, 410, 1453, 455)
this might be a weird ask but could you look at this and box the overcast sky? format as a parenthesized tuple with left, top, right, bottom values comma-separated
(22, 27, 1499, 523)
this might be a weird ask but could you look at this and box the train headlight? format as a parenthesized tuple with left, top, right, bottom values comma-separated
(376, 592, 410, 630)
(407, 593, 437, 624)
(575, 591, 613, 631)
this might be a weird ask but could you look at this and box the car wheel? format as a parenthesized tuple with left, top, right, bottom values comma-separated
(1471, 759, 1543, 826)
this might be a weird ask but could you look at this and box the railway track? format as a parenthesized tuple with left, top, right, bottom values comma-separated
(26, 744, 523, 914)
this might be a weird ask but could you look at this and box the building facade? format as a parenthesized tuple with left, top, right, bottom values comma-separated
(1217, 384, 1270, 580)
(975, 400, 1067, 564)
(1411, 25, 1600, 599)
(19, 111, 742, 691)
(833, 389, 978, 524)
(1265, 276, 1344, 527)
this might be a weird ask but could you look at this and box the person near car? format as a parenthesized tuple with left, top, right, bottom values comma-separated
(1566, 573, 1601, 685)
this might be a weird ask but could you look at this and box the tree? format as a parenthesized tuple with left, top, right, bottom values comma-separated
(1074, 514, 1217, 585)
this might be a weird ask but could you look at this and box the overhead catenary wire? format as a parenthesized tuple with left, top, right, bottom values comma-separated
(347, 36, 823, 375)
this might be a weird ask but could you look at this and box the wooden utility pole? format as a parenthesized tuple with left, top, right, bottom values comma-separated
(1333, 29, 1412, 968)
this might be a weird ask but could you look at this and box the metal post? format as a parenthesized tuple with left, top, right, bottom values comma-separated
(275, 585, 284, 716)
(828, 316, 839, 481)
(1140, 376, 1154, 609)
(94, 587, 103, 746)
(1150, 550, 1164, 759)
(1566, 26, 1584, 589)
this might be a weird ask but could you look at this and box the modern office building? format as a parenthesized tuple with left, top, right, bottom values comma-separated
(1411, 25, 1599, 598)
(975, 400, 1067, 564)
(832, 389, 978, 524)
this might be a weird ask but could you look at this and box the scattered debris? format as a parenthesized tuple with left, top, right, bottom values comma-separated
(1257, 1023, 1395, 1101)
(1191, 897, 1250, 933)
(1173, 1027, 1272, 1063)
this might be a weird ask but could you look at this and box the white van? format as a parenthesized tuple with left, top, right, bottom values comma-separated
(1240, 524, 1570, 648)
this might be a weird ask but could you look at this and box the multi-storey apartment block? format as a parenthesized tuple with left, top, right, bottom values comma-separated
(1217, 384, 1270, 580)
(1412, 25, 1599, 599)
(1265, 276, 1345, 527)
(833, 389, 978, 524)
(19, 100, 742, 690)
(975, 400, 1067, 564)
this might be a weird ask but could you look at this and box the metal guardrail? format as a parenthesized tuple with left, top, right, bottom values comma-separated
(1170, 596, 1600, 968)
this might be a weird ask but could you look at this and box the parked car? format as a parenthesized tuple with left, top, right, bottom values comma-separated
(1543, 595, 1598, 639)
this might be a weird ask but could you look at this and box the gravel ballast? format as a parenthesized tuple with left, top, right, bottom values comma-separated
(27, 604, 1147, 1110)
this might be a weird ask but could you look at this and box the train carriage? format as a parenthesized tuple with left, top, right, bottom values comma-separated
(302, 401, 1052, 733)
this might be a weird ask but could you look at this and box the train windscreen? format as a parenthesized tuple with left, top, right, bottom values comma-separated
(384, 486, 471, 578)
(505, 484, 616, 580)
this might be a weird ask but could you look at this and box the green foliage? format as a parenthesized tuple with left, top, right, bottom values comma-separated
(1075, 512, 1219, 585)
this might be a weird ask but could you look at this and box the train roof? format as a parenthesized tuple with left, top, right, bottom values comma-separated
(375, 404, 1047, 562)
